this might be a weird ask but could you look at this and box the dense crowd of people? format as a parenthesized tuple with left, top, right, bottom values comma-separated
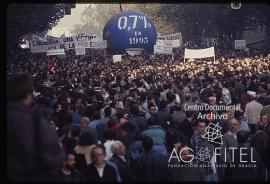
(7, 47, 270, 182)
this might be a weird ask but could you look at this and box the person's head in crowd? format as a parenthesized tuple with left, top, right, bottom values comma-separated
(49, 117, 58, 130)
(147, 116, 159, 126)
(255, 121, 265, 132)
(165, 128, 187, 152)
(185, 94, 192, 102)
(7, 73, 33, 105)
(163, 83, 170, 91)
(104, 130, 116, 141)
(166, 92, 176, 103)
(61, 102, 69, 112)
(229, 118, 240, 134)
(62, 150, 77, 171)
(63, 137, 78, 152)
(62, 110, 73, 125)
(78, 131, 97, 146)
(194, 119, 208, 135)
(101, 87, 108, 95)
(159, 100, 167, 109)
(92, 109, 101, 120)
(76, 103, 85, 116)
(104, 97, 112, 106)
(80, 116, 90, 127)
(107, 115, 120, 128)
(234, 110, 244, 122)
(218, 82, 224, 89)
(53, 103, 62, 113)
(70, 125, 81, 140)
(140, 93, 147, 102)
(142, 136, 154, 152)
(170, 106, 177, 114)
(147, 95, 156, 104)
(130, 104, 140, 116)
(186, 111, 195, 122)
(261, 113, 269, 126)
(209, 96, 217, 105)
(116, 109, 129, 124)
(129, 87, 136, 96)
(57, 127, 68, 142)
(91, 145, 106, 167)
(148, 103, 157, 114)
(104, 106, 112, 118)
(236, 130, 249, 145)
(111, 140, 126, 156)
(180, 146, 194, 163)
(126, 96, 135, 105)
(257, 87, 267, 97)
(36, 96, 51, 107)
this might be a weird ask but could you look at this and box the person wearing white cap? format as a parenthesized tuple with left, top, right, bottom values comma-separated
(244, 91, 264, 134)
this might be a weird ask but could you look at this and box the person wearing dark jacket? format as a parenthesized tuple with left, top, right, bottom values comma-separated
(55, 150, 84, 182)
(110, 140, 136, 181)
(74, 131, 97, 173)
(228, 130, 265, 181)
(128, 104, 148, 132)
(264, 113, 270, 138)
(250, 122, 269, 181)
(171, 105, 186, 126)
(168, 146, 206, 181)
(7, 73, 65, 182)
(82, 145, 118, 182)
(251, 122, 269, 163)
(155, 100, 174, 130)
(134, 136, 168, 181)
(175, 111, 195, 145)
(57, 102, 73, 130)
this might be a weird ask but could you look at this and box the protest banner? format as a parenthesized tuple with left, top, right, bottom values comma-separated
(164, 40, 173, 47)
(88, 40, 107, 49)
(75, 47, 86, 55)
(30, 34, 107, 53)
(154, 45, 173, 55)
(46, 49, 65, 56)
(156, 39, 165, 46)
(125, 48, 143, 56)
(235, 40, 246, 49)
(113, 55, 122, 63)
(157, 32, 182, 48)
(60, 35, 107, 50)
(30, 39, 60, 53)
(184, 46, 215, 64)
(154, 39, 173, 55)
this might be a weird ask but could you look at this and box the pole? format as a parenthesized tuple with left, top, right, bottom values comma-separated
(119, 2, 123, 12)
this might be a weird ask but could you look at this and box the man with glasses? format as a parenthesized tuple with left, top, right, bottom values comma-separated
(145, 103, 158, 120)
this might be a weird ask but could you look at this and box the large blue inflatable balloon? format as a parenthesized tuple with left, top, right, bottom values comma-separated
(103, 10, 157, 53)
